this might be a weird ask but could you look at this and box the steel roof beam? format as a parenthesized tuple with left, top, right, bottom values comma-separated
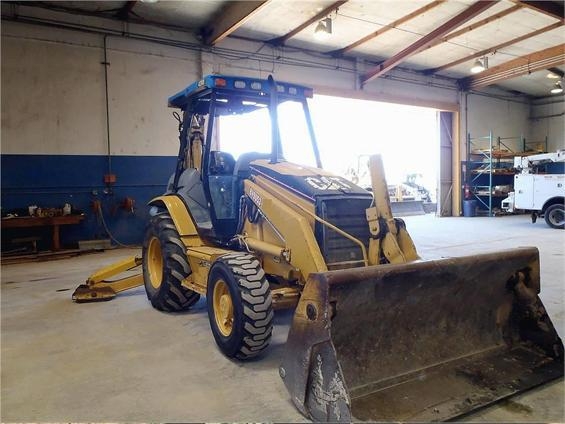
(422, 4, 522, 51)
(459, 43, 565, 90)
(425, 21, 563, 74)
(269, 0, 348, 46)
(329, 0, 445, 57)
(361, 1, 497, 85)
(513, 1, 564, 20)
(547, 67, 565, 77)
(116, 1, 137, 21)
(202, 1, 269, 46)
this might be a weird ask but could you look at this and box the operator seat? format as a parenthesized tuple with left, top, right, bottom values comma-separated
(208, 151, 237, 225)
(233, 152, 271, 178)
(233, 151, 271, 203)
(165, 168, 213, 232)
(209, 151, 236, 175)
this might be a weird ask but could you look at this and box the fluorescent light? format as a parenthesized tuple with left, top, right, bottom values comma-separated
(314, 17, 332, 40)
(470, 59, 485, 74)
(550, 81, 563, 94)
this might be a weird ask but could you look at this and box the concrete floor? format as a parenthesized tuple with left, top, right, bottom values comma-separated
(1, 214, 564, 422)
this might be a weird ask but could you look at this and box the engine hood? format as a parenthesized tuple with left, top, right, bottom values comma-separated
(249, 160, 371, 201)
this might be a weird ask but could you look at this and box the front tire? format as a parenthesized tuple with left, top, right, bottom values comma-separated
(207, 253, 273, 359)
(544, 204, 565, 229)
(142, 213, 200, 311)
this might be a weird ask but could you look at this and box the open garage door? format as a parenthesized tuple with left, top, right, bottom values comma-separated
(438, 111, 454, 217)
(309, 94, 440, 216)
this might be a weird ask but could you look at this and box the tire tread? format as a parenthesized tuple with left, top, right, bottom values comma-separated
(544, 203, 565, 229)
(142, 213, 200, 312)
(213, 253, 273, 359)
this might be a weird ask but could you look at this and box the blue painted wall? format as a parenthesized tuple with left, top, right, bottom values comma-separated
(1, 154, 176, 249)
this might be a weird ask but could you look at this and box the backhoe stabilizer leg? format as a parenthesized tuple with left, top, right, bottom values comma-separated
(72, 256, 144, 303)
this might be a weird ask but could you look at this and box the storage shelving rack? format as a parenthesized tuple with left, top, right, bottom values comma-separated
(498, 134, 525, 155)
(523, 136, 548, 153)
(465, 132, 519, 217)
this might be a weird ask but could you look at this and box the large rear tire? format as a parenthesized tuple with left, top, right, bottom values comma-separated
(544, 203, 565, 229)
(142, 213, 200, 311)
(207, 253, 273, 359)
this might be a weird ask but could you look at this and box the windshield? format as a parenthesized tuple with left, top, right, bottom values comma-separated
(214, 98, 318, 168)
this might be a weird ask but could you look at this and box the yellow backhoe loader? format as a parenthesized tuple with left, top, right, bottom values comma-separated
(73, 75, 563, 422)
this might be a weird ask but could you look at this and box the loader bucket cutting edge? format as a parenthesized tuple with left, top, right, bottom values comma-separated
(281, 247, 564, 422)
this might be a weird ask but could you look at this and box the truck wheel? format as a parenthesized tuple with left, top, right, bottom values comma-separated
(544, 204, 565, 229)
(207, 253, 273, 359)
(142, 213, 200, 311)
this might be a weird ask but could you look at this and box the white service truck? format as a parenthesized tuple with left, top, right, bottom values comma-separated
(502, 150, 565, 229)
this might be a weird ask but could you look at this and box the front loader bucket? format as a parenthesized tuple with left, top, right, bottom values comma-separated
(281, 247, 563, 422)
(390, 200, 426, 216)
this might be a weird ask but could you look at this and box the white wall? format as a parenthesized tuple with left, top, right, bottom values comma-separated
(0, 4, 463, 162)
(461, 92, 531, 154)
(208, 37, 463, 112)
(2, 25, 107, 155)
(530, 100, 565, 152)
(1, 18, 201, 157)
(106, 37, 200, 156)
(1, 5, 541, 164)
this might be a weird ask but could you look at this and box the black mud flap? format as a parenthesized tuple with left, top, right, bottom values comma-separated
(280, 247, 563, 422)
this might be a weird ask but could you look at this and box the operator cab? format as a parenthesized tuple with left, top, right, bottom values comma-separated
(166, 75, 320, 243)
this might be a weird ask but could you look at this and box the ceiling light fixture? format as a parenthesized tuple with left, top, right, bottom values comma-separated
(547, 71, 561, 79)
(550, 81, 563, 94)
(314, 17, 332, 40)
(470, 57, 487, 74)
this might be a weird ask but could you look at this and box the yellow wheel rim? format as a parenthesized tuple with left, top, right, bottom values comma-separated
(147, 236, 163, 289)
(213, 279, 233, 337)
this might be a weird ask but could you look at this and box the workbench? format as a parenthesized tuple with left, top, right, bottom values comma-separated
(1, 215, 85, 251)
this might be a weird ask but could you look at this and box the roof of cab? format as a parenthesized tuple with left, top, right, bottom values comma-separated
(168, 74, 313, 108)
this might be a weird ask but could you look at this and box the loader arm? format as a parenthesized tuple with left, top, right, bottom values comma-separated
(366, 155, 419, 265)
